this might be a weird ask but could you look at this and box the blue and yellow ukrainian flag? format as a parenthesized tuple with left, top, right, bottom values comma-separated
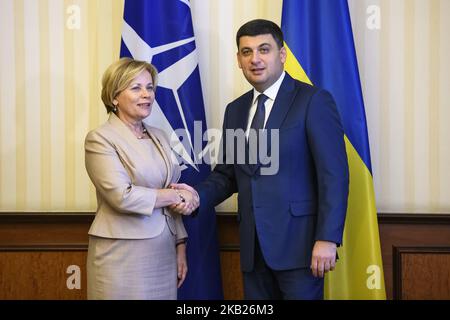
(282, 0, 386, 299)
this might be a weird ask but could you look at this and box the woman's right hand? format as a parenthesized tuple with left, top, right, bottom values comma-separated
(168, 183, 199, 215)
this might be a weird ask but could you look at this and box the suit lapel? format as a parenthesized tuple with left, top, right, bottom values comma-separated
(107, 113, 174, 187)
(265, 73, 298, 131)
(235, 90, 254, 131)
(107, 113, 150, 161)
(144, 126, 173, 188)
(233, 91, 257, 176)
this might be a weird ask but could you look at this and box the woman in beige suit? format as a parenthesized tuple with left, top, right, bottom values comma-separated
(84, 58, 198, 300)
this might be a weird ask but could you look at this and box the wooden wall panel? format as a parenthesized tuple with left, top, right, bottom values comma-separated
(216, 214, 243, 299)
(0, 214, 92, 300)
(220, 250, 243, 300)
(1, 213, 450, 300)
(0, 246, 87, 299)
(379, 214, 450, 299)
(393, 247, 450, 300)
(0, 213, 91, 245)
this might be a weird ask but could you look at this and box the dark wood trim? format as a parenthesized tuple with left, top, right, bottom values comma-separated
(219, 212, 448, 221)
(0, 212, 95, 223)
(0, 212, 236, 222)
(220, 245, 240, 251)
(393, 246, 450, 299)
(378, 213, 450, 224)
(216, 212, 237, 220)
(2, 212, 449, 221)
(2, 213, 449, 249)
(0, 244, 88, 251)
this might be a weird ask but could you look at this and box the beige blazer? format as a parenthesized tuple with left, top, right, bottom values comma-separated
(84, 113, 187, 241)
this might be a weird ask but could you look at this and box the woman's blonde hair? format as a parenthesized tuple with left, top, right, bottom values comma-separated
(101, 57, 158, 113)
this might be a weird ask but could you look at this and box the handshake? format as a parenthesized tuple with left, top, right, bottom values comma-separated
(168, 183, 200, 216)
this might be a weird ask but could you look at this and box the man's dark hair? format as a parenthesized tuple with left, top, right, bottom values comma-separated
(236, 19, 284, 49)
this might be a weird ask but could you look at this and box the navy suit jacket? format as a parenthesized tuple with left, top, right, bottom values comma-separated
(196, 73, 349, 272)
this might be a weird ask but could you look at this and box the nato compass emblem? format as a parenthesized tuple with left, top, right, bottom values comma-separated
(120, 0, 211, 174)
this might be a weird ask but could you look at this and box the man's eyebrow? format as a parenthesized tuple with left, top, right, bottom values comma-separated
(240, 43, 272, 51)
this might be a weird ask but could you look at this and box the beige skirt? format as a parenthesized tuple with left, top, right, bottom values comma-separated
(87, 222, 177, 300)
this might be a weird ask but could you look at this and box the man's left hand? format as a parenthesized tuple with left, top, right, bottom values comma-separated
(310, 240, 337, 278)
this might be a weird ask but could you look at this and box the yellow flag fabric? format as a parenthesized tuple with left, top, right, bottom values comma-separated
(282, 0, 386, 299)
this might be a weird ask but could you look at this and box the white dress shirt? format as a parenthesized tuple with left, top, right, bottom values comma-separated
(245, 71, 286, 138)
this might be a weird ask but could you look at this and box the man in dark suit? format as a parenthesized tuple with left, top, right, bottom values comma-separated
(172, 19, 349, 300)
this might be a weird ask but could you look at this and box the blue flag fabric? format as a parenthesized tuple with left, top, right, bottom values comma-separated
(120, 0, 223, 299)
(282, 0, 372, 172)
(281, 0, 386, 299)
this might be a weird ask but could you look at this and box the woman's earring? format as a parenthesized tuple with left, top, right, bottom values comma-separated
(113, 101, 118, 113)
